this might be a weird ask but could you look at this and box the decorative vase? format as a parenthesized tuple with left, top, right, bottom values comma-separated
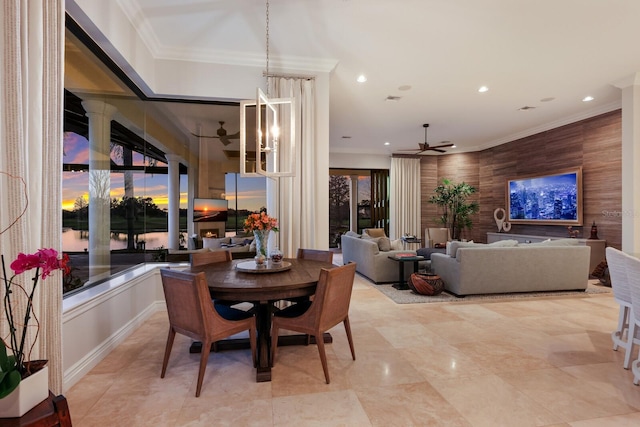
(0, 360, 49, 418)
(253, 230, 269, 265)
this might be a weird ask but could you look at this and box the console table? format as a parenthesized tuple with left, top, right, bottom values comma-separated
(487, 232, 606, 274)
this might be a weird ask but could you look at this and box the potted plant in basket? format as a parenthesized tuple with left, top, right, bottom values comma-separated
(0, 249, 70, 416)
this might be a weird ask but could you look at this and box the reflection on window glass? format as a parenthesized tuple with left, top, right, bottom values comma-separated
(225, 173, 266, 235)
(62, 129, 187, 293)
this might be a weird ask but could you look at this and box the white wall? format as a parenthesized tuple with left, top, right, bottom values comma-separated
(330, 153, 391, 170)
(61, 264, 174, 391)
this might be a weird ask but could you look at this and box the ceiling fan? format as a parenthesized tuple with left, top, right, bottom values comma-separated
(399, 124, 454, 154)
(190, 121, 240, 146)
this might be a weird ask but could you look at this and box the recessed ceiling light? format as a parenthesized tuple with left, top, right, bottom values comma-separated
(341, 136, 351, 139)
(583, 96, 594, 102)
(451, 144, 457, 148)
(384, 142, 390, 146)
(356, 74, 367, 83)
(398, 85, 412, 91)
(540, 97, 555, 102)
(385, 95, 401, 102)
(518, 106, 536, 111)
(478, 86, 489, 93)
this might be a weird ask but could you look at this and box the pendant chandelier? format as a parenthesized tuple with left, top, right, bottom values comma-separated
(240, 0, 295, 178)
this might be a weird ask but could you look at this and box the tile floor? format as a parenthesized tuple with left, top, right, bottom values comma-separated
(66, 258, 640, 426)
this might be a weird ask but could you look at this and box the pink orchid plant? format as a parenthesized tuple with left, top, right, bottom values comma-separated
(0, 249, 70, 397)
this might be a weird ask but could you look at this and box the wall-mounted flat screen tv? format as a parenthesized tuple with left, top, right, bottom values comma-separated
(193, 198, 228, 222)
(506, 167, 583, 225)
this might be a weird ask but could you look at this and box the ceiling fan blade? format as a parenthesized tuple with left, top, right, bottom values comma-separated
(219, 135, 234, 146)
(190, 132, 221, 139)
(431, 148, 447, 153)
(226, 131, 240, 139)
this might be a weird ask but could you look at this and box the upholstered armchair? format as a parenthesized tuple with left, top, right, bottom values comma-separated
(425, 227, 452, 248)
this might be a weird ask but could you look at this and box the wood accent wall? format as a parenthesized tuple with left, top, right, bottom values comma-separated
(420, 110, 622, 250)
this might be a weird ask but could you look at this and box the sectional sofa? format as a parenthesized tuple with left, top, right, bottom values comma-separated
(431, 239, 591, 296)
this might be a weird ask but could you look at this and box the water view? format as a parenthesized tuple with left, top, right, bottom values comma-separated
(62, 228, 171, 252)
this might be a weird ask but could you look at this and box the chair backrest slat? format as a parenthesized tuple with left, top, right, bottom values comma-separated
(161, 269, 209, 337)
(191, 250, 232, 267)
(623, 252, 640, 324)
(314, 263, 357, 330)
(297, 248, 334, 264)
(606, 247, 632, 304)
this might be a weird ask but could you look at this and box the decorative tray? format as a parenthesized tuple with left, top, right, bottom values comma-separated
(236, 260, 292, 274)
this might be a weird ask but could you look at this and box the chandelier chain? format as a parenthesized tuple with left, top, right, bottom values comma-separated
(265, 0, 270, 95)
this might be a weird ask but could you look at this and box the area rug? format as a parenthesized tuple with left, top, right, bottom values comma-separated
(368, 278, 612, 305)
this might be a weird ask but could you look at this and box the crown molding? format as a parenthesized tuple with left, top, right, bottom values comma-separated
(473, 100, 622, 152)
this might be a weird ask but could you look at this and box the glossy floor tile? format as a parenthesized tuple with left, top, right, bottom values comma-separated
(66, 257, 640, 426)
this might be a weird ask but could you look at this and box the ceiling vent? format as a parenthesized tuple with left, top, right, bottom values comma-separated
(518, 106, 536, 111)
(385, 95, 402, 102)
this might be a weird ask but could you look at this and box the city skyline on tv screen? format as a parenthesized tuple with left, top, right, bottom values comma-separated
(509, 172, 579, 222)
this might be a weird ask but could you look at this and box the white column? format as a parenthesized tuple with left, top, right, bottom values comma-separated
(82, 100, 117, 280)
(187, 161, 196, 248)
(349, 175, 358, 232)
(166, 154, 181, 250)
(614, 72, 640, 255)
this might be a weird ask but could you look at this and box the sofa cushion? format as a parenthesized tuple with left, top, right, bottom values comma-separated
(487, 239, 519, 247)
(231, 236, 254, 245)
(448, 241, 478, 257)
(363, 228, 386, 238)
(529, 238, 580, 247)
(344, 231, 360, 238)
(203, 237, 231, 249)
(362, 234, 390, 252)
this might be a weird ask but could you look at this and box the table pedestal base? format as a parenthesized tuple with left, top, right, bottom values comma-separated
(189, 333, 333, 382)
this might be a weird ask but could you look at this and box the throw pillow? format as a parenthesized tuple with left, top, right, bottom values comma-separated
(344, 230, 360, 238)
(390, 238, 403, 251)
(377, 236, 392, 251)
(364, 228, 386, 238)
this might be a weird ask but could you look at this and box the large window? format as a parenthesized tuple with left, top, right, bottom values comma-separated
(63, 27, 193, 293)
(329, 170, 376, 247)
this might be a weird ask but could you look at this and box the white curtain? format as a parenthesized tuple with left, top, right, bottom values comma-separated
(389, 157, 421, 240)
(0, 0, 65, 393)
(267, 77, 317, 257)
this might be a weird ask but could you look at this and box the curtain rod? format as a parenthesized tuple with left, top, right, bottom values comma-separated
(263, 72, 315, 80)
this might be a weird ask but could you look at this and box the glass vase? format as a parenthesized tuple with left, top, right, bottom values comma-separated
(253, 230, 269, 265)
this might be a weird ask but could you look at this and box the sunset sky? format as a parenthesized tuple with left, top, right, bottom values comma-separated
(62, 132, 265, 212)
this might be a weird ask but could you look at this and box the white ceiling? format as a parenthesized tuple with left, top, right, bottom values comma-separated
(116, 0, 640, 157)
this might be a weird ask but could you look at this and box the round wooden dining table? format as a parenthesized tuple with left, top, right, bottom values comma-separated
(187, 257, 335, 382)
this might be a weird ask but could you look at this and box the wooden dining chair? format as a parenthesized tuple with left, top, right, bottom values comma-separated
(190, 249, 232, 267)
(270, 262, 357, 384)
(160, 268, 257, 397)
(296, 248, 334, 264)
(279, 249, 335, 308)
